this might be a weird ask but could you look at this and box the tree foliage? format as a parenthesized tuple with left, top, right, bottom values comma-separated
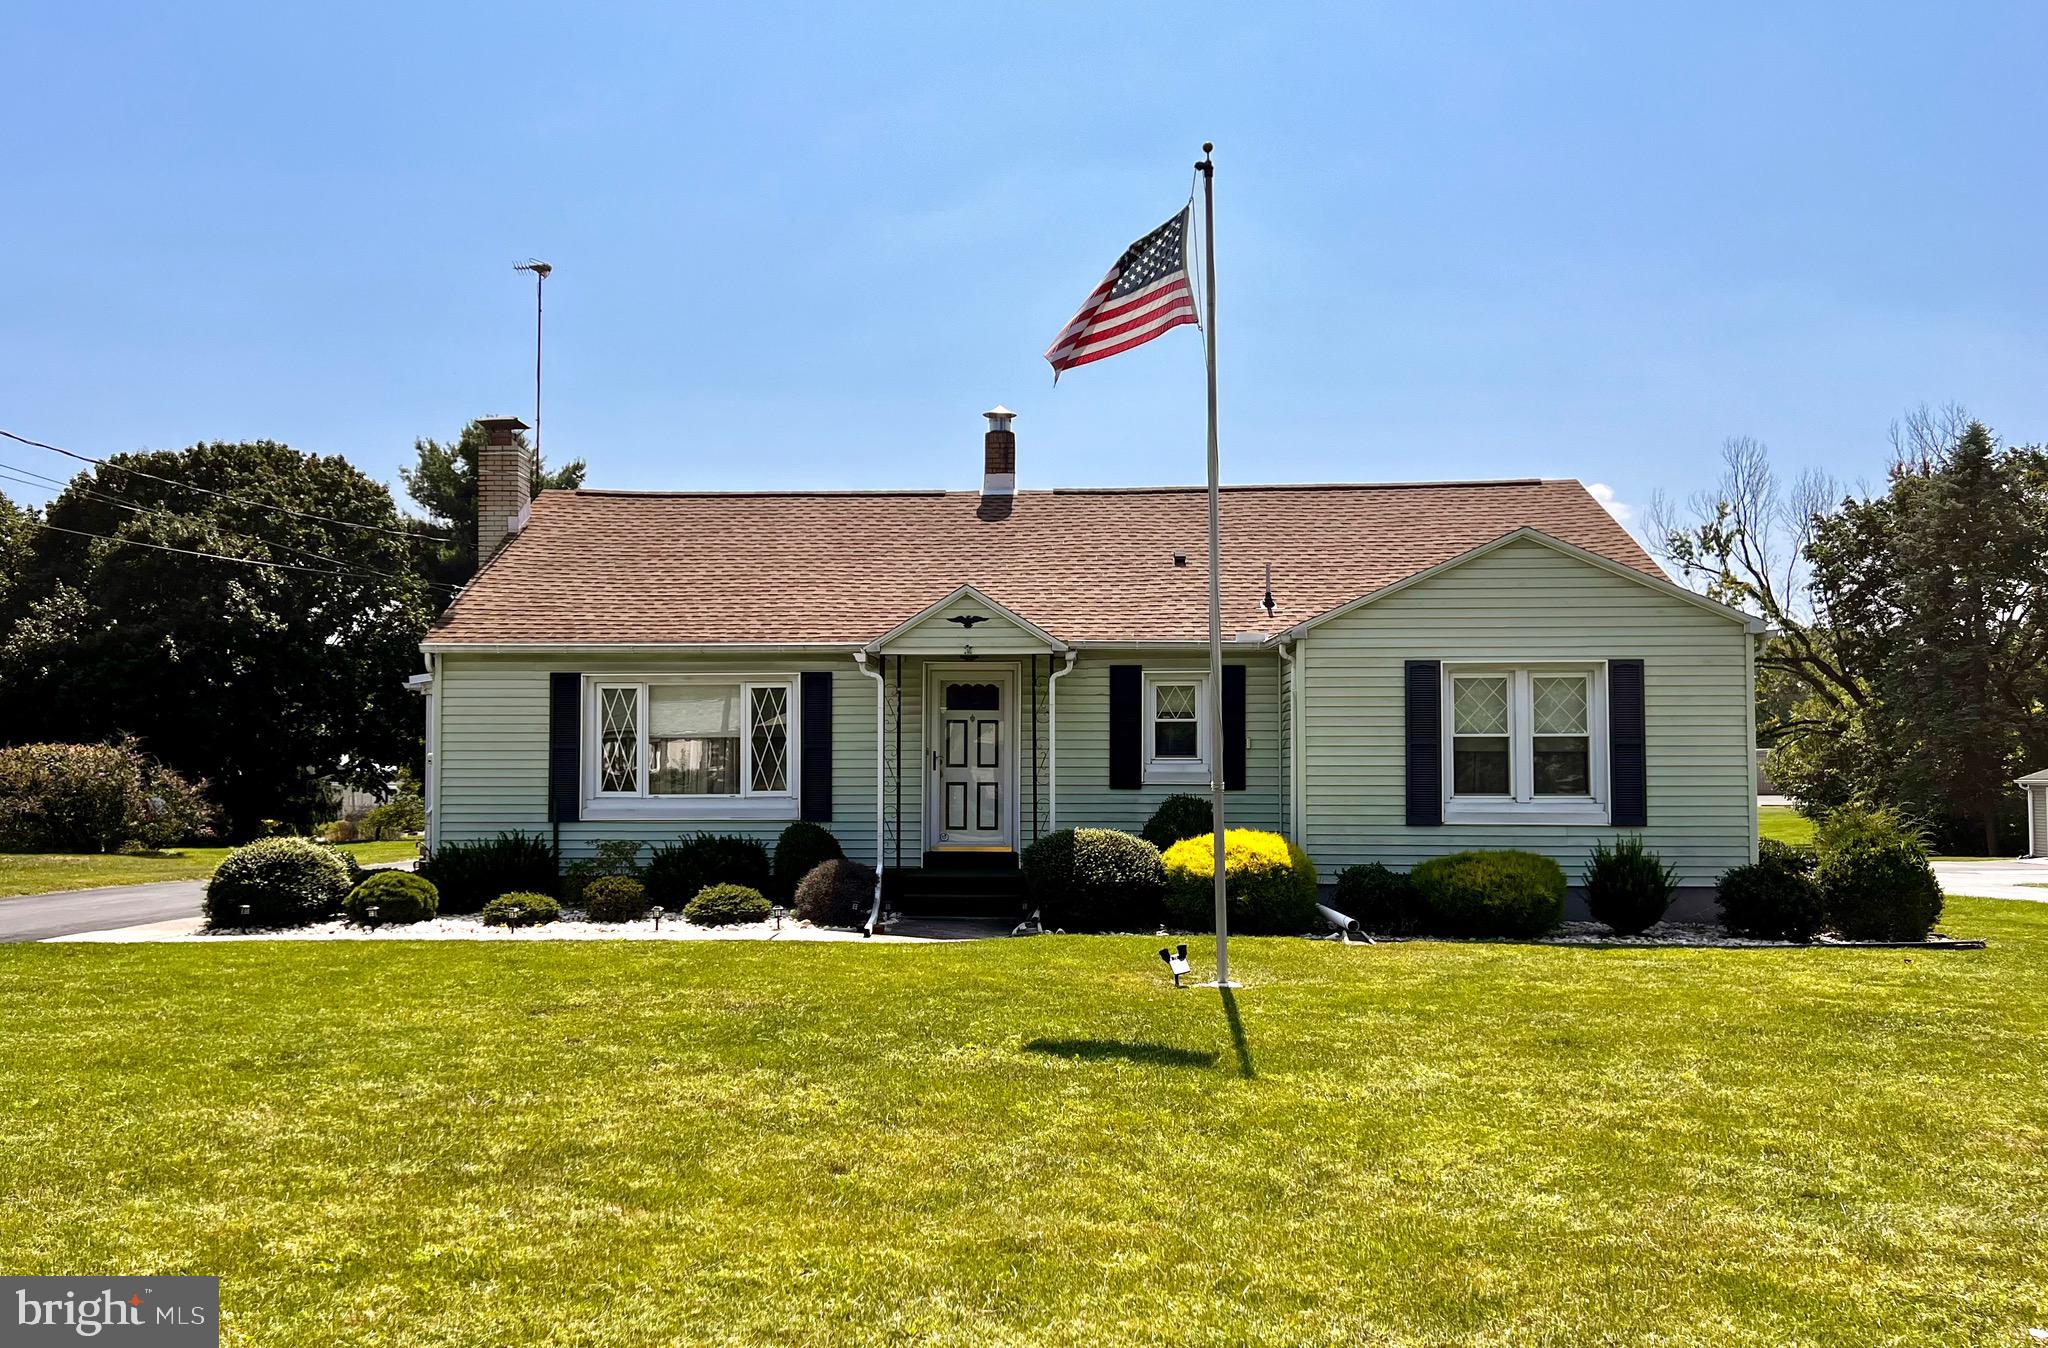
(401, 420, 584, 596)
(0, 441, 432, 837)
(1655, 410, 2048, 852)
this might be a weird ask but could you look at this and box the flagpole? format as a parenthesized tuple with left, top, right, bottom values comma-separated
(1197, 142, 1237, 989)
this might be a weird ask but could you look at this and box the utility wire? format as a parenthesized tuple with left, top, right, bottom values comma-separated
(0, 427, 453, 540)
(0, 460, 463, 594)
(32, 520, 460, 590)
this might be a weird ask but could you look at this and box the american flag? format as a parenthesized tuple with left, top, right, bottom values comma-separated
(1044, 206, 1199, 377)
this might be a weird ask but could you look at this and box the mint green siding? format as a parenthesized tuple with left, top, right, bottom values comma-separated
(434, 652, 879, 864)
(1297, 537, 1755, 885)
(1051, 651, 1284, 838)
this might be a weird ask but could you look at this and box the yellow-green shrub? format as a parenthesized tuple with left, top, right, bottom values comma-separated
(1160, 829, 1319, 935)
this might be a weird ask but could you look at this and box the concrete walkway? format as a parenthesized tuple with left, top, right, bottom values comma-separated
(1933, 857, 2048, 903)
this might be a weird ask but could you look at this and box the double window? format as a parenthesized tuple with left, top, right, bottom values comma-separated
(590, 678, 796, 815)
(1145, 672, 1210, 783)
(1445, 664, 1606, 822)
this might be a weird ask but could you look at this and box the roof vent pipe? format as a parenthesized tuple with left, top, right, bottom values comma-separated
(982, 406, 1016, 499)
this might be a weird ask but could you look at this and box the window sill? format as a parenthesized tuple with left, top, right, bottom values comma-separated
(1144, 762, 1211, 786)
(581, 797, 800, 823)
(1443, 802, 1611, 827)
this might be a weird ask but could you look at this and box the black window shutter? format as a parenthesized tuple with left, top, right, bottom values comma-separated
(1404, 660, 1442, 826)
(800, 671, 833, 822)
(1222, 664, 1247, 791)
(548, 672, 581, 824)
(1609, 659, 1647, 827)
(1108, 665, 1142, 789)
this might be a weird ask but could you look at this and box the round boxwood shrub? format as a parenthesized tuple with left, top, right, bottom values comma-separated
(204, 837, 353, 929)
(772, 821, 843, 899)
(481, 891, 561, 928)
(1021, 827, 1166, 932)
(1141, 794, 1213, 852)
(685, 883, 772, 927)
(1410, 850, 1567, 937)
(1331, 862, 1422, 935)
(1814, 805, 1943, 941)
(583, 874, 649, 923)
(1717, 855, 1825, 941)
(1160, 830, 1319, 936)
(1759, 837, 1817, 874)
(342, 869, 439, 925)
(644, 834, 772, 907)
(793, 858, 878, 928)
(1582, 836, 1679, 936)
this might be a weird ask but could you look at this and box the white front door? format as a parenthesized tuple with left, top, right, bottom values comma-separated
(927, 666, 1016, 851)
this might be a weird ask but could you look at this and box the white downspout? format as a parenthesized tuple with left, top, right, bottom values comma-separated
(854, 652, 886, 936)
(1279, 638, 1306, 850)
(1047, 650, 1077, 832)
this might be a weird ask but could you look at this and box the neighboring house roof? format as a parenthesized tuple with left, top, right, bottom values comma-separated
(427, 478, 1665, 647)
(2015, 770, 2048, 787)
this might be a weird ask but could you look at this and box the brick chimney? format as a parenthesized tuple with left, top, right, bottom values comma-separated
(475, 414, 532, 563)
(982, 406, 1016, 499)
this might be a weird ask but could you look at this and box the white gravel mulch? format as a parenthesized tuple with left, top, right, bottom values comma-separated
(49, 914, 933, 944)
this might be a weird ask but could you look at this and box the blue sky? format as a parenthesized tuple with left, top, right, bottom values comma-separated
(4, 2, 2044, 535)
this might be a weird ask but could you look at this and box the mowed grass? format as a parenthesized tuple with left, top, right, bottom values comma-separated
(0, 840, 419, 898)
(1760, 803, 1815, 846)
(3, 900, 2045, 1347)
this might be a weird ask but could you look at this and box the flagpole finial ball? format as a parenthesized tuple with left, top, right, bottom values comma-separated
(1202, 142, 1213, 153)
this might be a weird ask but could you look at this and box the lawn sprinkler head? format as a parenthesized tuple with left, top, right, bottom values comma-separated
(650, 904, 664, 932)
(1158, 943, 1192, 988)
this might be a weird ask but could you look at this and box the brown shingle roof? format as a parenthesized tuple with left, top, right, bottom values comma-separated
(428, 479, 1662, 646)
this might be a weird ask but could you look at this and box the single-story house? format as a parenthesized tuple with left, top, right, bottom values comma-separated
(416, 411, 1761, 921)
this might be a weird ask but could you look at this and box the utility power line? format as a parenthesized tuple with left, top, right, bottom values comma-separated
(0, 427, 452, 541)
(0, 460, 463, 594)
(33, 520, 459, 590)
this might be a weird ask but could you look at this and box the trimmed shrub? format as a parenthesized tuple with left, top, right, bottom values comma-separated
(1814, 804, 1943, 941)
(1160, 830, 1319, 935)
(1717, 855, 1825, 942)
(1410, 850, 1567, 937)
(645, 835, 772, 908)
(343, 870, 439, 925)
(1021, 827, 1167, 932)
(1141, 794, 1212, 852)
(686, 883, 771, 927)
(416, 832, 559, 914)
(481, 891, 561, 928)
(204, 837, 352, 928)
(772, 822, 844, 899)
(1759, 837, 1817, 874)
(793, 858, 878, 928)
(583, 874, 650, 923)
(562, 839, 645, 906)
(322, 817, 358, 843)
(1583, 837, 1680, 936)
(0, 740, 214, 852)
(1331, 862, 1422, 935)
(359, 790, 424, 841)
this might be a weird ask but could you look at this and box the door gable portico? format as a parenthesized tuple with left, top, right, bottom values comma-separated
(866, 585, 1067, 659)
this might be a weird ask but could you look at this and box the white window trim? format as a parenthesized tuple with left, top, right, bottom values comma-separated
(584, 674, 801, 821)
(1441, 662, 1609, 826)
(1144, 670, 1212, 785)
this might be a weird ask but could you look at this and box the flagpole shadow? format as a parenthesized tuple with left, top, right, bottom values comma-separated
(1218, 985, 1255, 1079)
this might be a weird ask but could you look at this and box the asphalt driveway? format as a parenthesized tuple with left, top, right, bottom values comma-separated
(0, 879, 207, 943)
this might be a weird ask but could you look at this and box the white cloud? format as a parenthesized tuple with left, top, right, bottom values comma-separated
(1587, 482, 1635, 526)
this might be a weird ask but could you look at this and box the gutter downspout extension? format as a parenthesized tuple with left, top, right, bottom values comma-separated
(854, 652, 886, 937)
(1047, 651, 1077, 832)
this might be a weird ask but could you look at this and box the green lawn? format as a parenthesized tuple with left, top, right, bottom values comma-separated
(1759, 803, 1815, 846)
(2, 899, 2044, 1346)
(0, 840, 419, 898)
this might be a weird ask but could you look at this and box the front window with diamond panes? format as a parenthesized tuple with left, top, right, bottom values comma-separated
(1153, 682, 1200, 759)
(1452, 675, 1511, 795)
(591, 679, 795, 799)
(1531, 674, 1590, 795)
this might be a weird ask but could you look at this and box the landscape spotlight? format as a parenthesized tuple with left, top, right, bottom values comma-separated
(1158, 943, 1191, 988)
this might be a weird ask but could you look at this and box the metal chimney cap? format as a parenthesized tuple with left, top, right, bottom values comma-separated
(477, 415, 530, 431)
(983, 405, 1016, 422)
